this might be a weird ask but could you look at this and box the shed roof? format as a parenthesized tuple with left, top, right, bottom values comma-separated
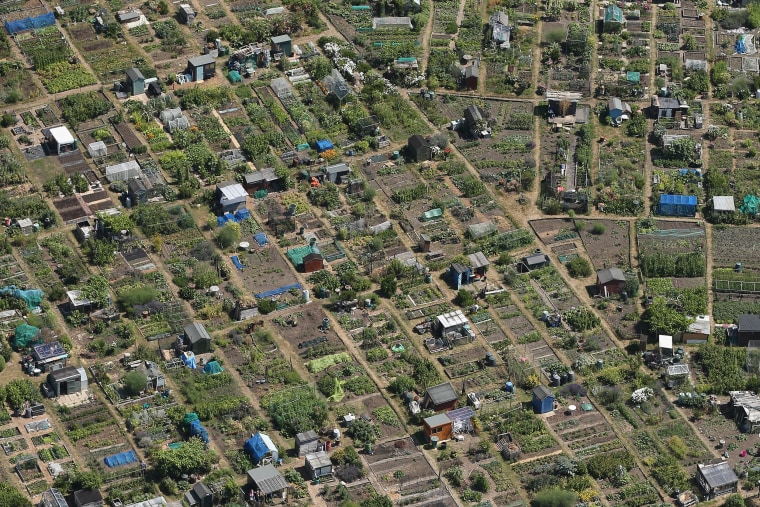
(305, 450, 332, 470)
(326, 163, 350, 174)
(533, 384, 553, 400)
(295, 430, 319, 444)
(464, 62, 479, 79)
(468, 251, 490, 269)
(49, 126, 75, 145)
(408, 134, 429, 150)
(425, 382, 458, 405)
(272, 34, 292, 44)
(687, 315, 711, 335)
(464, 105, 485, 124)
(73, 489, 103, 506)
(739, 314, 760, 333)
(188, 54, 215, 67)
(659, 194, 697, 206)
(490, 11, 509, 26)
(423, 413, 451, 428)
(48, 366, 80, 383)
(244, 168, 278, 184)
(450, 262, 469, 275)
(597, 267, 626, 284)
(659, 334, 673, 349)
(184, 322, 211, 344)
(437, 310, 468, 329)
(218, 182, 248, 201)
(713, 196, 735, 212)
(698, 461, 738, 489)
(524, 253, 548, 266)
(126, 67, 145, 81)
(247, 464, 288, 494)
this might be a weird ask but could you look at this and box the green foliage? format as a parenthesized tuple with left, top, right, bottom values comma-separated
(640, 252, 705, 278)
(696, 343, 747, 394)
(748, 2, 760, 28)
(70, 470, 103, 491)
(724, 494, 746, 507)
(530, 489, 577, 507)
(454, 289, 475, 308)
(80, 274, 111, 307)
(389, 375, 415, 394)
(380, 275, 397, 298)
(0, 482, 32, 507)
(58, 91, 112, 127)
(444, 465, 463, 487)
(216, 222, 241, 250)
(641, 298, 693, 335)
(471, 471, 490, 493)
(626, 111, 647, 137)
(650, 454, 690, 492)
(117, 286, 159, 312)
(451, 175, 486, 198)
(566, 257, 592, 278)
(153, 437, 218, 478)
(563, 307, 600, 331)
(258, 299, 277, 314)
(347, 419, 381, 446)
(586, 450, 635, 479)
(263, 385, 328, 437)
(122, 370, 148, 396)
(6, 379, 40, 410)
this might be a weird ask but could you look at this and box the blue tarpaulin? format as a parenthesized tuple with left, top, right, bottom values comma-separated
(5, 12, 56, 34)
(254, 233, 269, 247)
(658, 194, 697, 217)
(255, 283, 301, 299)
(244, 433, 279, 464)
(231, 256, 244, 270)
(235, 208, 251, 221)
(189, 419, 209, 443)
(315, 139, 334, 153)
(104, 450, 138, 468)
(181, 351, 196, 369)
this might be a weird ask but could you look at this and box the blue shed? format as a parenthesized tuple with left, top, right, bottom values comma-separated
(532, 385, 554, 414)
(449, 263, 471, 290)
(658, 194, 697, 217)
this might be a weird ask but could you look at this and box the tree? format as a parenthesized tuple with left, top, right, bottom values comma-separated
(6, 379, 40, 410)
(71, 470, 103, 490)
(306, 55, 333, 81)
(0, 483, 32, 507)
(389, 375, 415, 394)
(471, 471, 490, 493)
(530, 489, 577, 507)
(566, 257, 592, 278)
(81, 274, 111, 307)
(379, 275, 397, 298)
(153, 437, 218, 478)
(122, 370, 148, 396)
(626, 111, 647, 138)
(749, 2, 760, 28)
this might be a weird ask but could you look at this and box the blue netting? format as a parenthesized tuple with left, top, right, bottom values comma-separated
(255, 283, 301, 299)
(254, 233, 269, 247)
(5, 12, 56, 34)
(103, 450, 138, 468)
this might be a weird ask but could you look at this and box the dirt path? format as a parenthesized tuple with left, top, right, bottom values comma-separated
(420, 0, 436, 73)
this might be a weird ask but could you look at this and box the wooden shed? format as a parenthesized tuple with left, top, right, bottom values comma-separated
(295, 430, 320, 456)
(423, 413, 452, 441)
(305, 450, 333, 480)
(532, 385, 554, 414)
(596, 267, 626, 296)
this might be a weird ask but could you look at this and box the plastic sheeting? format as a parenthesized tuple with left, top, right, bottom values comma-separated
(202, 361, 223, 374)
(255, 283, 301, 299)
(231, 256, 243, 270)
(0, 286, 43, 309)
(5, 12, 55, 34)
(740, 195, 759, 215)
(104, 450, 138, 468)
(244, 433, 279, 464)
(254, 233, 269, 247)
(181, 351, 196, 369)
(13, 323, 41, 348)
(315, 139, 334, 153)
(189, 419, 209, 443)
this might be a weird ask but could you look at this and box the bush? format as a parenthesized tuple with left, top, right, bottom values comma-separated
(471, 471, 490, 493)
(590, 223, 606, 235)
(566, 257, 592, 278)
(258, 299, 277, 314)
(454, 289, 475, 307)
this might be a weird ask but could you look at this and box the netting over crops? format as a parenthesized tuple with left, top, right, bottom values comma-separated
(5, 12, 55, 34)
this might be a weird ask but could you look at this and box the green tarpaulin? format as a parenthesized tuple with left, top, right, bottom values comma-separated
(421, 208, 443, 221)
(0, 286, 43, 309)
(202, 361, 224, 375)
(740, 195, 759, 215)
(13, 324, 41, 349)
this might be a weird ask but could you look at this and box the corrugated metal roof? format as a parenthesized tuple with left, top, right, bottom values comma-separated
(247, 464, 288, 494)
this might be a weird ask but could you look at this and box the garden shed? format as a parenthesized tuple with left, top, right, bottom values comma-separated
(738, 314, 760, 346)
(408, 135, 432, 162)
(658, 194, 697, 217)
(33, 341, 69, 371)
(305, 450, 333, 480)
(244, 433, 280, 465)
(468, 251, 489, 277)
(184, 482, 213, 507)
(295, 430, 320, 456)
(652, 96, 688, 119)
(683, 315, 710, 343)
(659, 334, 673, 356)
(607, 97, 631, 124)
(128, 179, 149, 205)
(522, 252, 550, 271)
(216, 181, 248, 213)
(46, 366, 87, 397)
(532, 385, 554, 414)
(326, 163, 351, 183)
(489, 11, 511, 49)
(45, 126, 77, 155)
(244, 168, 282, 192)
(247, 464, 288, 501)
(596, 267, 626, 296)
(178, 3, 195, 25)
(463, 61, 479, 91)
(271, 34, 292, 57)
(88, 141, 107, 159)
(187, 54, 216, 81)
(423, 413, 452, 441)
(302, 252, 325, 273)
(449, 263, 471, 290)
(105, 160, 141, 183)
(73, 488, 103, 507)
(422, 382, 459, 412)
(696, 461, 738, 499)
(182, 322, 212, 354)
(125, 67, 145, 95)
